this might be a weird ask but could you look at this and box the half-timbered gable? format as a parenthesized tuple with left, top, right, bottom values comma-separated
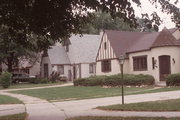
(96, 33, 116, 61)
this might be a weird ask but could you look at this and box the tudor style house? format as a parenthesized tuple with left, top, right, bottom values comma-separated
(96, 28, 180, 82)
(41, 34, 101, 81)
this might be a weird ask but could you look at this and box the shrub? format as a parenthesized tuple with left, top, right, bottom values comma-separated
(74, 74, 155, 87)
(29, 78, 50, 84)
(0, 72, 12, 88)
(74, 76, 106, 86)
(166, 74, 180, 86)
(49, 71, 61, 83)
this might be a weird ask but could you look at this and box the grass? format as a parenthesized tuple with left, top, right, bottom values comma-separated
(0, 82, 63, 90)
(66, 116, 180, 120)
(0, 113, 26, 120)
(11, 86, 153, 101)
(97, 99, 180, 111)
(0, 95, 22, 104)
(10, 86, 180, 102)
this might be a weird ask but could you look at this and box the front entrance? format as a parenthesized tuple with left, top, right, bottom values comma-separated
(159, 55, 171, 81)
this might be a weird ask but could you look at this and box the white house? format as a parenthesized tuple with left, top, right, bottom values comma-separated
(41, 34, 101, 81)
(96, 28, 180, 82)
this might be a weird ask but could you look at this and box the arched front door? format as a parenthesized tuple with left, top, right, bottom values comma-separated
(159, 55, 171, 81)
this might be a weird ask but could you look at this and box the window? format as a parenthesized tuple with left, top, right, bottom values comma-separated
(104, 42, 107, 50)
(133, 56, 147, 71)
(58, 65, 64, 74)
(101, 60, 111, 72)
(89, 64, 94, 73)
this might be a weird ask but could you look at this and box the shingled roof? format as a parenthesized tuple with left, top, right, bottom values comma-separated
(151, 28, 180, 48)
(105, 28, 180, 57)
(48, 45, 70, 65)
(67, 34, 101, 63)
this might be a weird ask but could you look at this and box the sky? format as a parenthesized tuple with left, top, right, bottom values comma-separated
(132, 0, 180, 30)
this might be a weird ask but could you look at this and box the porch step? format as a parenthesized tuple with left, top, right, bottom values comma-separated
(155, 81, 166, 87)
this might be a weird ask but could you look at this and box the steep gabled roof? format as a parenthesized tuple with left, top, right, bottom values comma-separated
(105, 30, 148, 57)
(127, 32, 159, 53)
(48, 45, 70, 64)
(67, 34, 101, 63)
(151, 28, 180, 48)
(105, 28, 180, 57)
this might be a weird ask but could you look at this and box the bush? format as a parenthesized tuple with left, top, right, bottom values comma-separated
(166, 74, 180, 86)
(74, 76, 106, 86)
(29, 78, 50, 84)
(0, 72, 12, 88)
(74, 74, 155, 87)
(49, 71, 61, 83)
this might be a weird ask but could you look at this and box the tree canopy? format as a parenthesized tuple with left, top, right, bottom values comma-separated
(0, 0, 179, 43)
(0, 0, 179, 72)
(81, 12, 155, 34)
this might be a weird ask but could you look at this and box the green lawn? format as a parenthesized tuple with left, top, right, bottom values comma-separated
(66, 116, 180, 120)
(10, 86, 180, 102)
(0, 113, 26, 120)
(0, 95, 22, 104)
(98, 99, 180, 111)
(0, 82, 63, 90)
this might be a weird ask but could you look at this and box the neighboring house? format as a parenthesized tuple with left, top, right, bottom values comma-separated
(40, 45, 71, 80)
(0, 56, 41, 77)
(96, 28, 180, 82)
(14, 59, 41, 77)
(41, 34, 101, 81)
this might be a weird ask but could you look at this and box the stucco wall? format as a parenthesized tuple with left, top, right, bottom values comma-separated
(129, 51, 152, 75)
(151, 46, 180, 81)
(129, 46, 180, 82)
(96, 59, 129, 76)
(81, 63, 96, 78)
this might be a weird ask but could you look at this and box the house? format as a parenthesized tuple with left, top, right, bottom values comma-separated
(0, 56, 41, 77)
(41, 34, 101, 81)
(96, 28, 180, 82)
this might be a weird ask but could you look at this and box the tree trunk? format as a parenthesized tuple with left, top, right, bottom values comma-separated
(7, 53, 14, 73)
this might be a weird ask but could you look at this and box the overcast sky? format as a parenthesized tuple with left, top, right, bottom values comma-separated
(132, 0, 180, 30)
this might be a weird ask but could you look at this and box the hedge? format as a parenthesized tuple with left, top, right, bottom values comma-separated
(166, 74, 180, 86)
(74, 74, 155, 87)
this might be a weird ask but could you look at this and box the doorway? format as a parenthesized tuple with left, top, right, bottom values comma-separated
(159, 55, 171, 81)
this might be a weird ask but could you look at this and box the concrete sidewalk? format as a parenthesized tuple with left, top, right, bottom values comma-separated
(1, 90, 180, 119)
(54, 90, 180, 118)
(0, 91, 66, 120)
(0, 104, 25, 116)
(1, 82, 73, 92)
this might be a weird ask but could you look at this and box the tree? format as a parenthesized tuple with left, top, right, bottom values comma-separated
(0, 25, 53, 72)
(0, 0, 179, 42)
(81, 12, 155, 34)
